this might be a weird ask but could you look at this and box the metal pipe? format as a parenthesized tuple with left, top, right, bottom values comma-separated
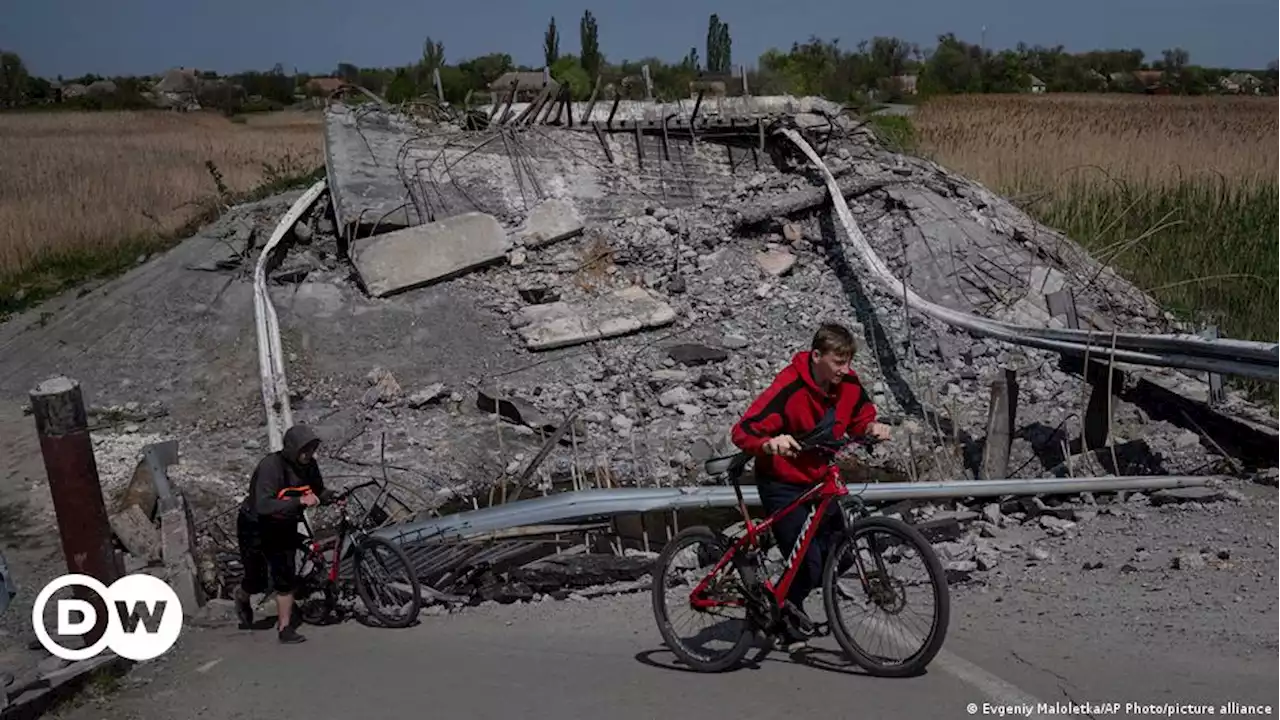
(30, 375, 119, 646)
(777, 129, 1278, 382)
(378, 474, 1217, 545)
(253, 179, 327, 450)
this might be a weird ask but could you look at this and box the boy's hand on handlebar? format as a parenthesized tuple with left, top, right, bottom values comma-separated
(299, 491, 321, 508)
(762, 434, 801, 458)
(865, 422, 892, 442)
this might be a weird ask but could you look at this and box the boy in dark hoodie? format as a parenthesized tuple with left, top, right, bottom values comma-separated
(234, 424, 330, 643)
(731, 323, 891, 648)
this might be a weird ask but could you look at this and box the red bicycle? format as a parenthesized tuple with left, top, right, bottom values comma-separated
(288, 478, 422, 629)
(651, 417, 949, 675)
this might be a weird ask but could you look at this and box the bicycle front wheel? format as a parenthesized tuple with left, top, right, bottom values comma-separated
(822, 515, 949, 677)
(354, 536, 422, 629)
(651, 526, 755, 673)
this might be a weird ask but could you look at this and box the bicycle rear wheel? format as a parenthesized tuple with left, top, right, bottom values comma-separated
(651, 526, 755, 673)
(821, 515, 949, 677)
(353, 536, 422, 629)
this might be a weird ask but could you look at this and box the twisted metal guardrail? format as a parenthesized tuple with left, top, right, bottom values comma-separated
(777, 127, 1278, 382)
(377, 474, 1218, 545)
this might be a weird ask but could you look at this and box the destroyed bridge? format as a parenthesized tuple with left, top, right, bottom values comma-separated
(207, 86, 1278, 607)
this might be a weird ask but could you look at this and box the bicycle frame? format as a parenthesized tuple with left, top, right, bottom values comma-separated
(299, 478, 380, 587)
(689, 462, 851, 612)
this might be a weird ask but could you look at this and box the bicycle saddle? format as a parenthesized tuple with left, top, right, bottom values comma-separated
(705, 451, 749, 477)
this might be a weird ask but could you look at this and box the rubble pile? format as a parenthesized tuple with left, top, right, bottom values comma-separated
(244, 113, 1272, 504)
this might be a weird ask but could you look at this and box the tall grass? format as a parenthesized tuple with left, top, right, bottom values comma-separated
(0, 110, 325, 313)
(914, 94, 1278, 346)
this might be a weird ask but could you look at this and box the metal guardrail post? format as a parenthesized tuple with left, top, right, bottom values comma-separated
(1200, 325, 1226, 405)
(30, 375, 119, 646)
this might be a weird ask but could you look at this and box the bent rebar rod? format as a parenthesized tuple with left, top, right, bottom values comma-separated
(777, 129, 1277, 381)
(378, 474, 1217, 545)
(254, 179, 328, 451)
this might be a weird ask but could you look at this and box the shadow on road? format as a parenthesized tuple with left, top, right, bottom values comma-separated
(791, 647, 930, 680)
(634, 647, 774, 673)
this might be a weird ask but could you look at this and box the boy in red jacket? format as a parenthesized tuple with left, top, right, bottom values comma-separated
(731, 322, 890, 647)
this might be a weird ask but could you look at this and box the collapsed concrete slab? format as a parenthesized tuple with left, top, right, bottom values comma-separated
(518, 199, 585, 249)
(510, 286, 677, 351)
(353, 212, 510, 298)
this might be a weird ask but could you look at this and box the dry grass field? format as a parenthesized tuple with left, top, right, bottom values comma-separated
(0, 110, 323, 310)
(914, 94, 1278, 346)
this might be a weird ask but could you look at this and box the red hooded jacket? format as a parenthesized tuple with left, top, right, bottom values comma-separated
(731, 351, 878, 486)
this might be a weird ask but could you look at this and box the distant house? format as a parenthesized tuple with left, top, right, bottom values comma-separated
(305, 77, 345, 96)
(85, 80, 118, 96)
(891, 74, 918, 96)
(489, 70, 556, 102)
(1026, 75, 1047, 93)
(61, 83, 88, 99)
(688, 79, 727, 98)
(1218, 72, 1263, 95)
(154, 67, 201, 109)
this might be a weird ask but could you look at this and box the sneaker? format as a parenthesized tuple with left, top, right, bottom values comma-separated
(277, 626, 307, 644)
(778, 626, 810, 653)
(235, 596, 253, 630)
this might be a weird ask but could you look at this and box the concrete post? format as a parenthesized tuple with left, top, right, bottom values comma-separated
(980, 368, 1019, 480)
(30, 376, 119, 646)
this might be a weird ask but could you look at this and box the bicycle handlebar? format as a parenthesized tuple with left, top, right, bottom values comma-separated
(322, 478, 381, 505)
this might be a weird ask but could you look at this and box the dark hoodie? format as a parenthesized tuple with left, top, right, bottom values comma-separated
(731, 351, 877, 486)
(239, 425, 326, 524)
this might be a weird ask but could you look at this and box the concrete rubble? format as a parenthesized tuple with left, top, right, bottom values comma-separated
(1, 95, 1271, 631)
(127, 95, 1267, 610)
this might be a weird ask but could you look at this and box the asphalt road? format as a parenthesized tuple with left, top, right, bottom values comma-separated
(53, 587, 1278, 720)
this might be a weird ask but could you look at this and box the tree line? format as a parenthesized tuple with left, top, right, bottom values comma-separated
(1, 14, 1276, 111)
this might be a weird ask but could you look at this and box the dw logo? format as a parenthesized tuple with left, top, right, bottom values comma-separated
(32, 574, 183, 661)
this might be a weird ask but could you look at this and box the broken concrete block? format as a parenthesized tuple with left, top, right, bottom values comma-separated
(407, 383, 447, 409)
(1028, 265, 1068, 299)
(353, 212, 510, 298)
(511, 286, 676, 351)
(518, 198, 585, 249)
(781, 224, 804, 244)
(109, 505, 160, 562)
(363, 367, 402, 407)
(1150, 487, 1224, 506)
(667, 343, 729, 366)
(164, 552, 204, 616)
(755, 249, 797, 277)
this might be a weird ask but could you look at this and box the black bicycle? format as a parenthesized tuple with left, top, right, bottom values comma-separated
(289, 479, 423, 628)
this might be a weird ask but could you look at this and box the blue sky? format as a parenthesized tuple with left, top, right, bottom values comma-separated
(5, 0, 1277, 78)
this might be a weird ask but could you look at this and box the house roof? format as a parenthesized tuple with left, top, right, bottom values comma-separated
(488, 71, 554, 92)
(1026, 74, 1045, 86)
(1132, 70, 1164, 87)
(306, 77, 345, 93)
(155, 68, 199, 94)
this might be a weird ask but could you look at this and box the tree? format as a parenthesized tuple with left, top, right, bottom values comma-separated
(0, 50, 29, 108)
(550, 55, 590, 98)
(544, 17, 560, 67)
(706, 15, 732, 74)
(579, 11, 601, 79)
(458, 53, 514, 89)
(386, 67, 417, 103)
(682, 47, 700, 72)
(417, 37, 445, 94)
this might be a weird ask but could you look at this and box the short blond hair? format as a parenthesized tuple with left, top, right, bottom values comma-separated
(811, 323, 856, 357)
